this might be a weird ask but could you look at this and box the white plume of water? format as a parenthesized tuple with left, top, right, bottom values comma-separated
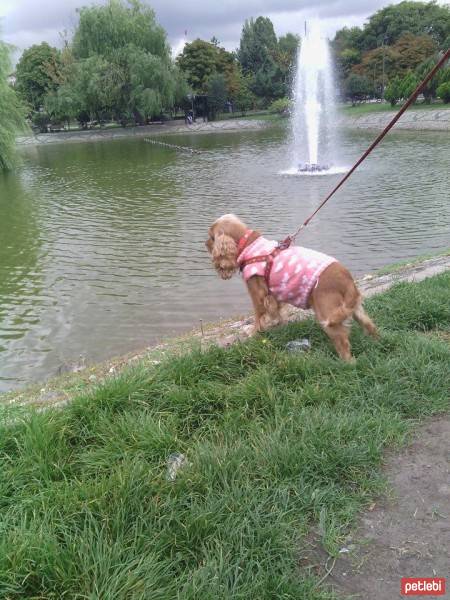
(291, 21, 339, 173)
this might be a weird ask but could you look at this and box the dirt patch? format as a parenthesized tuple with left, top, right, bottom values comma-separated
(301, 417, 450, 599)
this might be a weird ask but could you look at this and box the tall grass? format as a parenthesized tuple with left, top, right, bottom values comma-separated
(0, 272, 449, 599)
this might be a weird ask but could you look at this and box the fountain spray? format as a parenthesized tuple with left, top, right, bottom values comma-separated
(291, 21, 338, 173)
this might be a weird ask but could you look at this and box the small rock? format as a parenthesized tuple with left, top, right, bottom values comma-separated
(88, 374, 97, 382)
(285, 339, 311, 353)
(108, 366, 116, 374)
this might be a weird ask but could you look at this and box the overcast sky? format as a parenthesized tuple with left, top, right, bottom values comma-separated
(1, 0, 448, 62)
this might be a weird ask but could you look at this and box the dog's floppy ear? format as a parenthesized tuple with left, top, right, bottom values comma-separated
(212, 230, 238, 280)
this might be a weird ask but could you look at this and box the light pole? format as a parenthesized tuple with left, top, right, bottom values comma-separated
(381, 34, 387, 101)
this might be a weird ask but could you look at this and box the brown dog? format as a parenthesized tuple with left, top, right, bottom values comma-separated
(206, 214, 378, 362)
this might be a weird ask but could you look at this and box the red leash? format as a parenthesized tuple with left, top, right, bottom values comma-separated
(281, 47, 450, 248)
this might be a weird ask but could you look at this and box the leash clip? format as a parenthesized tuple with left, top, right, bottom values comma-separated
(277, 236, 292, 251)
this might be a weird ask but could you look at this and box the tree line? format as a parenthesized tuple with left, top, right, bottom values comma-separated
(334, 1, 450, 105)
(11, 0, 450, 127)
(13, 6, 299, 130)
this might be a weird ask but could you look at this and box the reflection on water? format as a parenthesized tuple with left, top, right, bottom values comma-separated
(0, 126, 449, 391)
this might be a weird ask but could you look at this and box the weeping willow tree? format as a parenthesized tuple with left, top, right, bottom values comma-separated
(69, 0, 188, 122)
(0, 37, 26, 170)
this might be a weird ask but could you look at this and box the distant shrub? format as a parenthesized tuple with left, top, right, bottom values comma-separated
(268, 97, 291, 114)
(384, 76, 402, 106)
(436, 81, 450, 103)
(345, 73, 371, 105)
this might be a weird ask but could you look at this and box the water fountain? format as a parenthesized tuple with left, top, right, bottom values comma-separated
(290, 22, 340, 174)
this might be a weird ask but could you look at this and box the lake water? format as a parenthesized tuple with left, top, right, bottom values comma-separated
(0, 124, 449, 392)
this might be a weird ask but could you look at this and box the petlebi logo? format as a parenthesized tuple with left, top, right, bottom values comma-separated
(401, 578, 446, 596)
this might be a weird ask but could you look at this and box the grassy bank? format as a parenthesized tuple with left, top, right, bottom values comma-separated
(1, 272, 449, 599)
(340, 100, 450, 117)
(374, 247, 450, 275)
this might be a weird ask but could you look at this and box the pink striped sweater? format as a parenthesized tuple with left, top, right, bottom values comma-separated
(237, 237, 337, 309)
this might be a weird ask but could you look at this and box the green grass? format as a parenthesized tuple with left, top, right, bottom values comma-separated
(0, 272, 449, 599)
(340, 100, 450, 117)
(375, 247, 450, 275)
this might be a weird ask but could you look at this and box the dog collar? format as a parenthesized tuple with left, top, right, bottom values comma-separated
(237, 229, 257, 257)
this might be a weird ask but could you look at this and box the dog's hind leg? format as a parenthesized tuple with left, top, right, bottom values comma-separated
(322, 322, 353, 363)
(311, 289, 355, 361)
(353, 302, 378, 338)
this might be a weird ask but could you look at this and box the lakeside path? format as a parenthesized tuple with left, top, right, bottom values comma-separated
(16, 118, 270, 147)
(15, 108, 450, 148)
(2, 252, 449, 412)
(338, 107, 450, 131)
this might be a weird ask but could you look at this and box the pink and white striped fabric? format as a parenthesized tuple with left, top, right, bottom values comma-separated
(237, 237, 337, 309)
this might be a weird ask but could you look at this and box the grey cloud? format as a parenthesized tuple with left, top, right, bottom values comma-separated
(2, 0, 404, 55)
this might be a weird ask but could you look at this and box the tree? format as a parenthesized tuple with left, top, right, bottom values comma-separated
(44, 87, 79, 127)
(391, 33, 437, 72)
(437, 65, 450, 87)
(384, 76, 403, 105)
(400, 70, 418, 99)
(268, 97, 290, 114)
(233, 73, 255, 114)
(436, 63, 450, 104)
(437, 81, 450, 103)
(276, 33, 299, 74)
(359, 1, 450, 51)
(415, 55, 440, 102)
(15, 42, 61, 111)
(237, 16, 285, 103)
(177, 39, 219, 92)
(207, 73, 227, 118)
(72, 0, 168, 60)
(345, 73, 371, 105)
(350, 33, 437, 96)
(0, 38, 26, 170)
(338, 48, 362, 79)
(332, 2, 450, 95)
(276, 33, 300, 91)
(238, 16, 278, 75)
(215, 46, 241, 98)
(69, 0, 182, 123)
(177, 39, 239, 98)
